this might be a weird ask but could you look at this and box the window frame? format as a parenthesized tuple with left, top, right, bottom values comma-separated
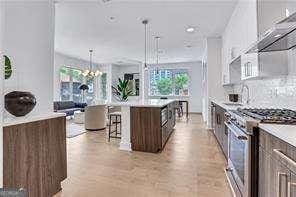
(148, 67, 190, 97)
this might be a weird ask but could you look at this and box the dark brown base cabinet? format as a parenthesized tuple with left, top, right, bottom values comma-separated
(131, 101, 176, 153)
(259, 129, 296, 197)
(211, 102, 228, 158)
(3, 116, 67, 197)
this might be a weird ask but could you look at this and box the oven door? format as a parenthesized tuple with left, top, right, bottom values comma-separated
(225, 121, 250, 197)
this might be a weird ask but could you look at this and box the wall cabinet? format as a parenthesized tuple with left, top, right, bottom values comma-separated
(211, 102, 228, 158)
(259, 129, 296, 197)
(222, 0, 295, 84)
(222, 0, 258, 85)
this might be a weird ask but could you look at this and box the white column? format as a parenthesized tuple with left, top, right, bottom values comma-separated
(0, 1, 4, 187)
(119, 106, 132, 151)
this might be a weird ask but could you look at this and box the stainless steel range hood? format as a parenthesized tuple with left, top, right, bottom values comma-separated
(247, 12, 296, 53)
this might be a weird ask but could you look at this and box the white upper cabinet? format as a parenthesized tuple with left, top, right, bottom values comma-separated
(222, 0, 295, 83)
(222, 0, 258, 84)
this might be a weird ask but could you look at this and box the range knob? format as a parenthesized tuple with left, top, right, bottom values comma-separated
(231, 117, 237, 122)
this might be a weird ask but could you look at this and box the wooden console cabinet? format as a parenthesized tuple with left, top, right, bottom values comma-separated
(3, 116, 67, 197)
(131, 101, 176, 153)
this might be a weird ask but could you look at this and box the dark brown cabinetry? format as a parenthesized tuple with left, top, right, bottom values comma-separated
(211, 102, 228, 158)
(3, 116, 67, 197)
(259, 129, 296, 197)
(131, 101, 176, 153)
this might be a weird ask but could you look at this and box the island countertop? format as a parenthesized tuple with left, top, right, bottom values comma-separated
(107, 99, 176, 108)
(3, 112, 66, 127)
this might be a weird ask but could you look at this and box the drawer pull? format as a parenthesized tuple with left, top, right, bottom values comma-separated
(288, 182, 296, 197)
(278, 172, 288, 197)
(273, 149, 296, 167)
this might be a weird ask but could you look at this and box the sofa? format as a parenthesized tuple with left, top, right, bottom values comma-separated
(53, 101, 87, 116)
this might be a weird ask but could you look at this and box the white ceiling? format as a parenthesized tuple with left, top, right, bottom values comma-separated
(55, 0, 237, 65)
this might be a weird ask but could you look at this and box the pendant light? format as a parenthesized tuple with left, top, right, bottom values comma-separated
(142, 19, 148, 71)
(82, 49, 102, 78)
(155, 36, 160, 74)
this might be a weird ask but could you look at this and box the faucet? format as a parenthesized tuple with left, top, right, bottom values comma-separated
(241, 84, 250, 105)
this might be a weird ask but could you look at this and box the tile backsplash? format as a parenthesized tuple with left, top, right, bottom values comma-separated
(230, 75, 296, 110)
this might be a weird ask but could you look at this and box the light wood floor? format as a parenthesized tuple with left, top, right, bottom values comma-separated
(54, 114, 232, 197)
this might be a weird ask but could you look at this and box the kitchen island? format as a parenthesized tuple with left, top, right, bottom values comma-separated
(108, 99, 177, 153)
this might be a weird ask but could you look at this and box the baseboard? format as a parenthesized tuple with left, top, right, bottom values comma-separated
(119, 142, 132, 151)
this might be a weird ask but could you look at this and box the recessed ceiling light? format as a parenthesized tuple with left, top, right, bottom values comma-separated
(186, 27, 195, 33)
(109, 16, 115, 21)
(274, 34, 282, 38)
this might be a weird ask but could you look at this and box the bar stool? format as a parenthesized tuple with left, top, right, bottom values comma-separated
(108, 112, 122, 141)
(175, 101, 184, 117)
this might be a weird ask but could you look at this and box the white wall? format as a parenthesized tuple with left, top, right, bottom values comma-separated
(228, 47, 296, 110)
(203, 37, 227, 127)
(144, 61, 203, 113)
(0, 2, 4, 187)
(111, 64, 142, 101)
(3, 1, 55, 118)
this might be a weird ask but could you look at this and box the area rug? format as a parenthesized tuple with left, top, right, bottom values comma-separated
(66, 123, 86, 138)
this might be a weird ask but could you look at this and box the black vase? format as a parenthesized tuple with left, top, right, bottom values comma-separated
(5, 91, 37, 117)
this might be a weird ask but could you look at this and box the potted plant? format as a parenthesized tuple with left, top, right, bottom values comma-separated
(112, 78, 133, 101)
(4, 55, 12, 79)
(3, 55, 37, 117)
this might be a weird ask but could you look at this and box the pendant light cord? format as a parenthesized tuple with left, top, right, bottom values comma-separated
(142, 20, 148, 69)
(156, 37, 159, 64)
(144, 22, 147, 67)
(89, 49, 93, 72)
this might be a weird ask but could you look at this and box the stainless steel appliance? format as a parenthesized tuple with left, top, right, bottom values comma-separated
(247, 12, 296, 53)
(237, 108, 296, 124)
(225, 108, 296, 197)
(161, 107, 168, 126)
(225, 110, 259, 197)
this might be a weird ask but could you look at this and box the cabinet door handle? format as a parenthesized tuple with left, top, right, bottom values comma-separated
(288, 181, 296, 197)
(216, 114, 221, 125)
(273, 149, 296, 168)
(278, 172, 288, 197)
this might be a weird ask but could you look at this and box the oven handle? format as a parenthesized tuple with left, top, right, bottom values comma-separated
(273, 149, 296, 168)
(224, 121, 248, 140)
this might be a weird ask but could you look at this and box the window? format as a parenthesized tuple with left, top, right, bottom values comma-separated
(60, 66, 95, 103)
(100, 73, 107, 100)
(149, 68, 189, 96)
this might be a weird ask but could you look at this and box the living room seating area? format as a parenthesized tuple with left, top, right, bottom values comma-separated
(53, 101, 87, 116)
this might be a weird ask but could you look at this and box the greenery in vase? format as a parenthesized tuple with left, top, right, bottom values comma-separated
(4, 55, 12, 80)
(112, 78, 133, 101)
(175, 73, 189, 93)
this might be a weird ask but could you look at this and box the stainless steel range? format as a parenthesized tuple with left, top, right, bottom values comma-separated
(237, 108, 296, 124)
(225, 108, 296, 197)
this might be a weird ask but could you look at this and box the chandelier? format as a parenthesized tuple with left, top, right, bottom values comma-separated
(82, 49, 102, 78)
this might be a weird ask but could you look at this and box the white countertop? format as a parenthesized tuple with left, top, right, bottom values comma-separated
(211, 98, 296, 147)
(259, 123, 296, 147)
(107, 99, 176, 107)
(3, 113, 66, 127)
(210, 98, 243, 110)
